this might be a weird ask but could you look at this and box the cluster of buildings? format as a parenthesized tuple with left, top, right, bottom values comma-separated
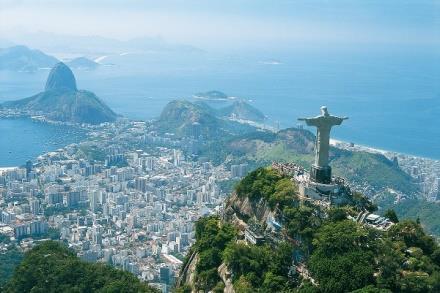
(396, 155, 440, 202)
(230, 163, 248, 179)
(331, 139, 440, 202)
(0, 120, 237, 292)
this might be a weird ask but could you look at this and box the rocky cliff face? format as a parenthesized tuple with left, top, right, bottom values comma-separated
(224, 192, 274, 229)
(177, 192, 277, 293)
(177, 252, 199, 291)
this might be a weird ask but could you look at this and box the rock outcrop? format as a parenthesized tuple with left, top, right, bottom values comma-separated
(45, 62, 77, 91)
(2, 62, 117, 124)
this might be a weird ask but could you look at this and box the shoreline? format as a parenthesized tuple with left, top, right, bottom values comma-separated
(330, 138, 439, 162)
(1, 115, 438, 170)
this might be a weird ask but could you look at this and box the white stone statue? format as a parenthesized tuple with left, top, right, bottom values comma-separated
(299, 106, 348, 183)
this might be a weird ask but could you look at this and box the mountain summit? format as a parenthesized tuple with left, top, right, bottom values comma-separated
(45, 62, 77, 91)
(2, 63, 117, 124)
(217, 100, 266, 122)
(155, 100, 256, 139)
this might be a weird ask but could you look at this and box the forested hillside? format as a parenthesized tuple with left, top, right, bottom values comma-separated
(177, 168, 440, 292)
(2, 241, 158, 293)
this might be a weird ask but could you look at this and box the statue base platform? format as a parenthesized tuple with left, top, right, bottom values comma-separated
(310, 165, 331, 184)
(299, 180, 339, 199)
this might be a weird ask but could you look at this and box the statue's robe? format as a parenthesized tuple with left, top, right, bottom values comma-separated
(302, 115, 344, 167)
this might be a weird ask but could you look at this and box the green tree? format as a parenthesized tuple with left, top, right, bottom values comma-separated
(388, 220, 436, 255)
(384, 209, 399, 223)
(0, 248, 23, 288)
(375, 239, 404, 291)
(327, 207, 347, 222)
(269, 177, 297, 209)
(4, 241, 157, 293)
(262, 272, 288, 292)
(212, 281, 225, 293)
(351, 285, 391, 292)
(235, 167, 282, 201)
(308, 221, 376, 292)
(234, 276, 254, 293)
(192, 216, 236, 291)
(283, 205, 322, 252)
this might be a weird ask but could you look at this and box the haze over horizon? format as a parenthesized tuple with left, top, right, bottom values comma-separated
(1, 0, 439, 52)
(2, 3, 440, 293)
(0, 1, 439, 160)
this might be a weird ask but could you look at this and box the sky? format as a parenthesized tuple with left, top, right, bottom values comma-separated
(0, 0, 439, 50)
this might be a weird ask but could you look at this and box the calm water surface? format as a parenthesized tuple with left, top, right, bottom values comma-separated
(0, 118, 86, 167)
(0, 47, 439, 162)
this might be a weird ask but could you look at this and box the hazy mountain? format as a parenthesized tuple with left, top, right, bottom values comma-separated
(2, 63, 117, 124)
(194, 90, 229, 100)
(193, 90, 265, 122)
(1, 32, 203, 56)
(155, 100, 256, 139)
(65, 57, 99, 70)
(0, 45, 58, 72)
(217, 100, 266, 122)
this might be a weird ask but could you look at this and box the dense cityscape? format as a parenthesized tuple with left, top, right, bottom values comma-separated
(332, 140, 440, 202)
(2, 113, 440, 291)
(0, 120, 246, 292)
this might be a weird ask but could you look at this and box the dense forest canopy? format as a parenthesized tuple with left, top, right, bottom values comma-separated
(2, 241, 158, 293)
(178, 168, 440, 292)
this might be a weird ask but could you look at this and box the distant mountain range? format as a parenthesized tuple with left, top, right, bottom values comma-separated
(0, 45, 99, 72)
(2, 62, 116, 124)
(65, 57, 99, 70)
(1, 32, 203, 56)
(0, 45, 58, 72)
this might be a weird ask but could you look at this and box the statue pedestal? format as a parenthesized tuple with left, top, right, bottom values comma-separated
(310, 165, 331, 184)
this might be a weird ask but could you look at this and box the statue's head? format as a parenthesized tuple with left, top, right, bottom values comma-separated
(321, 106, 329, 116)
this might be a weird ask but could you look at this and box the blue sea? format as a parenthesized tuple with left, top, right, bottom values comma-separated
(0, 46, 439, 166)
(0, 118, 86, 167)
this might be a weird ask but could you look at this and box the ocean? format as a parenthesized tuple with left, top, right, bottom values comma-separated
(0, 46, 439, 165)
(0, 118, 86, 167)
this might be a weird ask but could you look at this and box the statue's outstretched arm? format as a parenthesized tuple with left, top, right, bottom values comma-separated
(332, 116, 348, 125)
(298, 117, 319, 126)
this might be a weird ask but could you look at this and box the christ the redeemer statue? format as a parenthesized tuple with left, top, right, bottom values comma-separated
(299, 106, 348, 184)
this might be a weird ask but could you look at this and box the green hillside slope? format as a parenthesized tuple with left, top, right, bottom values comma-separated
(2, 241, 158, 293)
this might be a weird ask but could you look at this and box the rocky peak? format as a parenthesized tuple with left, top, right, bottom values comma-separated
(45, 62, 77, 92)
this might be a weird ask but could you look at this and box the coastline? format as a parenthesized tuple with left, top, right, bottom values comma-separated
(0, 110, 93, 129)
(330, 138, 439, 163)
(1, 111, 438, 170)
(226, 116, 438, 163)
